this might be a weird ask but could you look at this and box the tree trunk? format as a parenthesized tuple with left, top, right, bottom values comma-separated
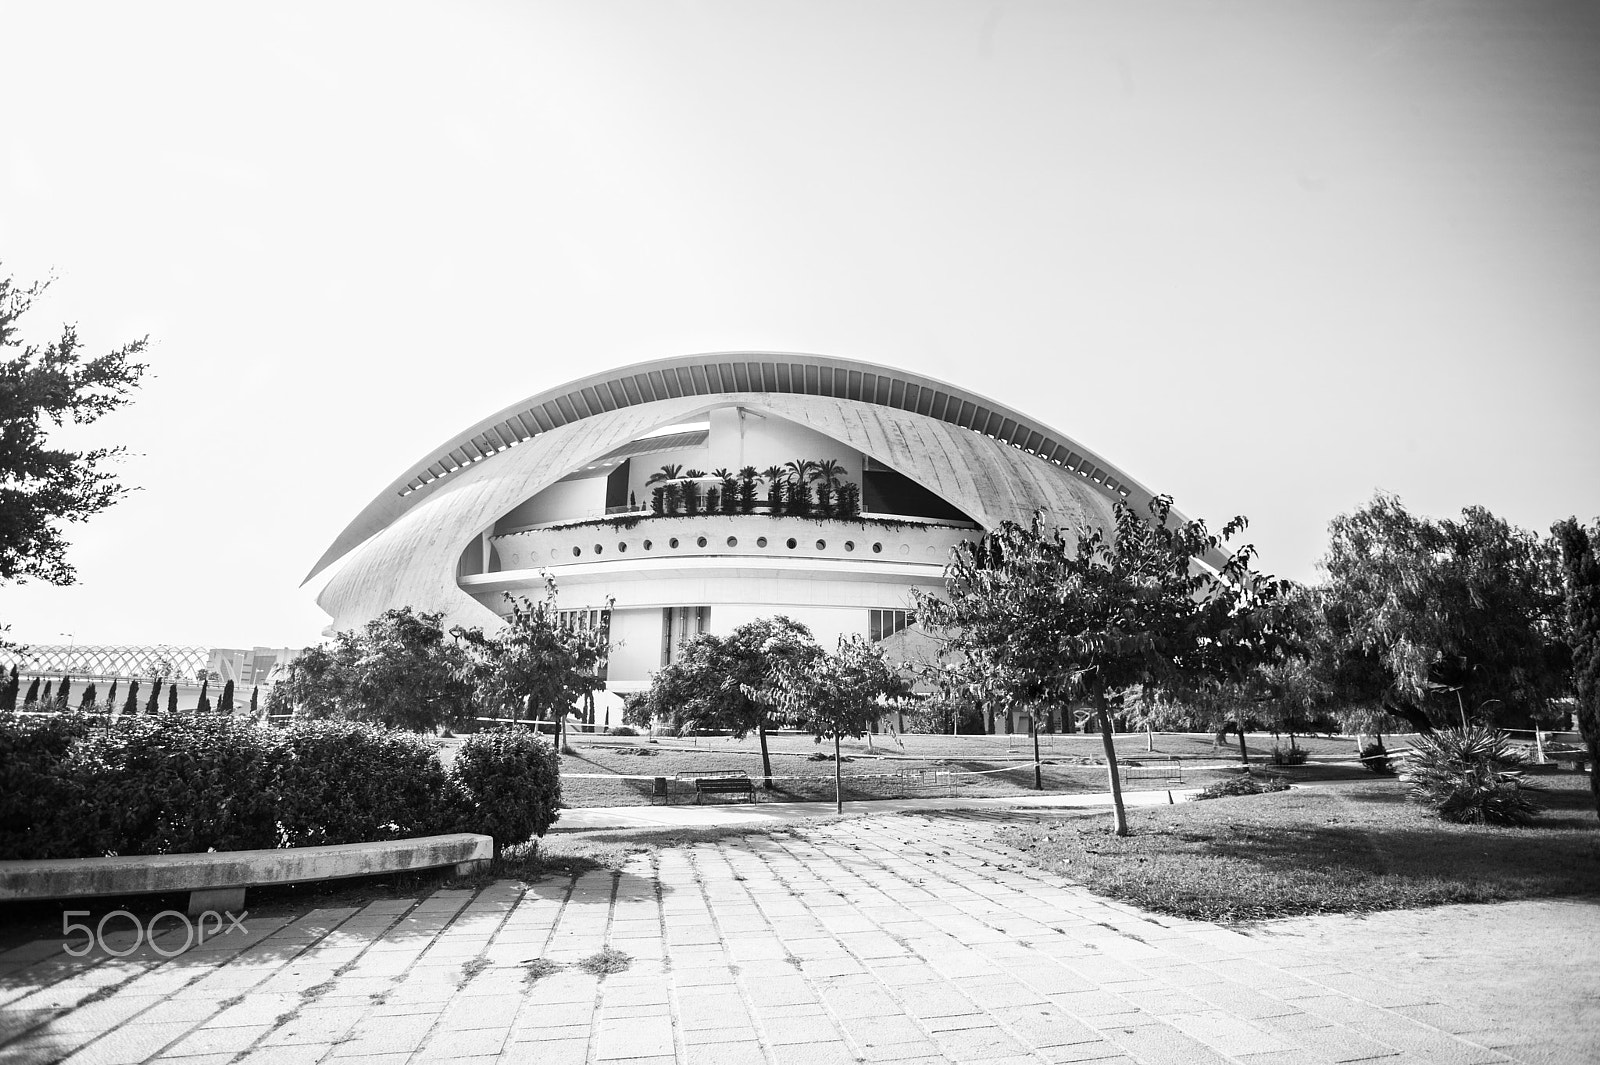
(834, 733, 843, 814)
(757, 720, 774, 790)
(1146, 723, 1154, 753)
(1381, 694, 1435, 735)
(1095, 682, 1129, 836)
(1033, 712, 1043, 791)
(1236, 717, 1248, 764)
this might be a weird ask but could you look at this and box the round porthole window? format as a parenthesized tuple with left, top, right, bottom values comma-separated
(643, 539, 653, 550)
(594, 544, 603, 555)
(757, 536, 768, 548)
(727, 536, 738, 547)
(844, 541, 855, 552)
(618, 542, 627, 553)
(572, 546, 582, 557)
(669, 537, 680, 549)
(900, 544, 911, 556)
(872, 542, 883, 553)
(550, 549, 560, 560)
(816, 539, 827, 550)
(697, 536, 708, 548)
(786, 538, 798, 549)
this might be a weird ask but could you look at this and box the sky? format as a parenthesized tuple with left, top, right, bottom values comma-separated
(3, 0, 1598, 651)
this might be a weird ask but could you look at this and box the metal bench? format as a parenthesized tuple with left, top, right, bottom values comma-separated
(1121, 757, 1184, 787)
(681, 771, 755, 804)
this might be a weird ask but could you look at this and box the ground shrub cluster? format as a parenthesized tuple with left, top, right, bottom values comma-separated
(0, 712, 560, 859)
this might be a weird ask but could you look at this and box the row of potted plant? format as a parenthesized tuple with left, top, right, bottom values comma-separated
(640, 459, 864, 518)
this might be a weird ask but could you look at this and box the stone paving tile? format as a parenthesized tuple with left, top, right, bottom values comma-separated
(1, 812, 1594, 1064)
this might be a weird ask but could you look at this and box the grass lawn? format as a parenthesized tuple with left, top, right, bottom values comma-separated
(994, 770, 1600, 924)
(536, 730, 1364, 808)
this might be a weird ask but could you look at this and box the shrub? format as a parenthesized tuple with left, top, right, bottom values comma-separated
(1358, 741, 1392, 775)
(1269, 744, 1308, 766)
(0, 711, 97, 859)
(1400, 727, 1544, 826)
(450, 727, 562, 856)
(606, 725, 639, 736)
(80, 714, 289, 855)
(1196, 770, 1290, 800)
(278, 720, 452, 846)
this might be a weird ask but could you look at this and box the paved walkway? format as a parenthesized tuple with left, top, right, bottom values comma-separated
(549, 788, 1196, 831)
(1, 811, 1594, 1065)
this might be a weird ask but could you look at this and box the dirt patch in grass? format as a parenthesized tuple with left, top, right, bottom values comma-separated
(997, 775, 1600, 924)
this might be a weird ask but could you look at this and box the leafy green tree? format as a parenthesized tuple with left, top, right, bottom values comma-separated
(454, 582, 611, 740)
(646, 616, 821, 787)
(769, 635, 898, 812)
(1320, 494, 1568, 733)
(275, 607, 474, 731)
(917, 498, 1290, 835)
(1553, 517, 1600, 819)
(0, 270, 148, 585)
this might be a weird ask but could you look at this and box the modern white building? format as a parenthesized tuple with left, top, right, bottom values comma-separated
(307, 353, 1178, 723)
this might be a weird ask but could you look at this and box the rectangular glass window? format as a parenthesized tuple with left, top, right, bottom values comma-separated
(869, 608, 911, 642)
(661, 606, 710, 665)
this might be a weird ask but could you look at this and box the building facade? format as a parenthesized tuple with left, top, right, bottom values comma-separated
(307, 353, 1179, 724)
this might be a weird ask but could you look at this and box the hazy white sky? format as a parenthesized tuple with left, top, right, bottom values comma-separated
(3, 0, 1598, 650)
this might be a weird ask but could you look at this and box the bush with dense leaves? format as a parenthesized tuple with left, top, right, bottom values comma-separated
(1196, 770, 1291, 800)
(1400, 727, 1544, 825)
(449, 727, 562, 855)
(0, 711, 97, 859)
(0, 713, 565, 859)
(277, 721, 453, 847)
(1358, 741, 1393, 774)
(1269, 744, 1308, 766)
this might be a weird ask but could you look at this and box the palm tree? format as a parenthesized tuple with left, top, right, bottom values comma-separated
(737, 466, 760, 514)
(811, 459, 846, 487)
(647, 464, 683, 485)
(761, 464, 784, 485)
(762, 465, 786, 513)
(784, 458, 816, 485)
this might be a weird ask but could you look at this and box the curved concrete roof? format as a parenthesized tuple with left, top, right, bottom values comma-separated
(313, 392, 1130, 632)
(306, 351, 1161, 584)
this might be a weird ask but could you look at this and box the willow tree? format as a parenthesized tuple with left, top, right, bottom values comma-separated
(917, 497, 1290, 836)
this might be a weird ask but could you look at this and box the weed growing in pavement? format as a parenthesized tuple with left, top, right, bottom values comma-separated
(578, 946, 632, 976)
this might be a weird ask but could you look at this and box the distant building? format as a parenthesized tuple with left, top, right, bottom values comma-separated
(308, 352, 1195, 725)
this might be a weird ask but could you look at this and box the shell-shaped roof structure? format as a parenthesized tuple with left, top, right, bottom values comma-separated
(310, 351, 1175, 633)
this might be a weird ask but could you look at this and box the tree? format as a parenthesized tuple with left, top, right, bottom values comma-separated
(23, 677, 40, 706)
(770, 635, 898, 812)
(166, 683, 177, 714)
(1553, 517, 1600, 819)
(737, 466, 759, 513)
(250, 685, 259, 719)
(917, 498, 1290, 836)
(1320, 494, 1568, 733)
(0, 270, 148, 585)
(55, 676, 71, 709)
(122, 679, 140, 716)
(78, 681, 97, 710)
(1, 665, 18, 710)
(454, 582, 611, 741)
(145, 677, 161, 715)
(275, 607, 474, 731)
(645, 616, 821, 788)
(195, 678, 211, 715)
(218, 679, 235, 714)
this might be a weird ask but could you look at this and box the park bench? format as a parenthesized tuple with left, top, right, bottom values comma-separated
(680, 771, 755, 804)
(1121, 757, 1184, 787)
(0, 833, 493, 916)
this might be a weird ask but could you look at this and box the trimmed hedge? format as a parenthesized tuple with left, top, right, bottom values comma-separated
(0, 711, 560, 860)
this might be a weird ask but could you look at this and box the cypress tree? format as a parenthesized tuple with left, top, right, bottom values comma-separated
(250, 685, 259, 717)
(167, 683, 178, 714)
(24, 677, 40, 705)
(105, 679, 119, 713)
(146, 677, 161, 714)
(123, 680, 140, 716)
(41, 680, 53, 706)
(55, 677, 71, 708)
(79, 682, 97, 709)
(219, 679, 235, 714)
(196, 678, 211, 715)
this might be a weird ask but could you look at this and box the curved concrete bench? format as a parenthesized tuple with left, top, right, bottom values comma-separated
(0, 833, 493, 915)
